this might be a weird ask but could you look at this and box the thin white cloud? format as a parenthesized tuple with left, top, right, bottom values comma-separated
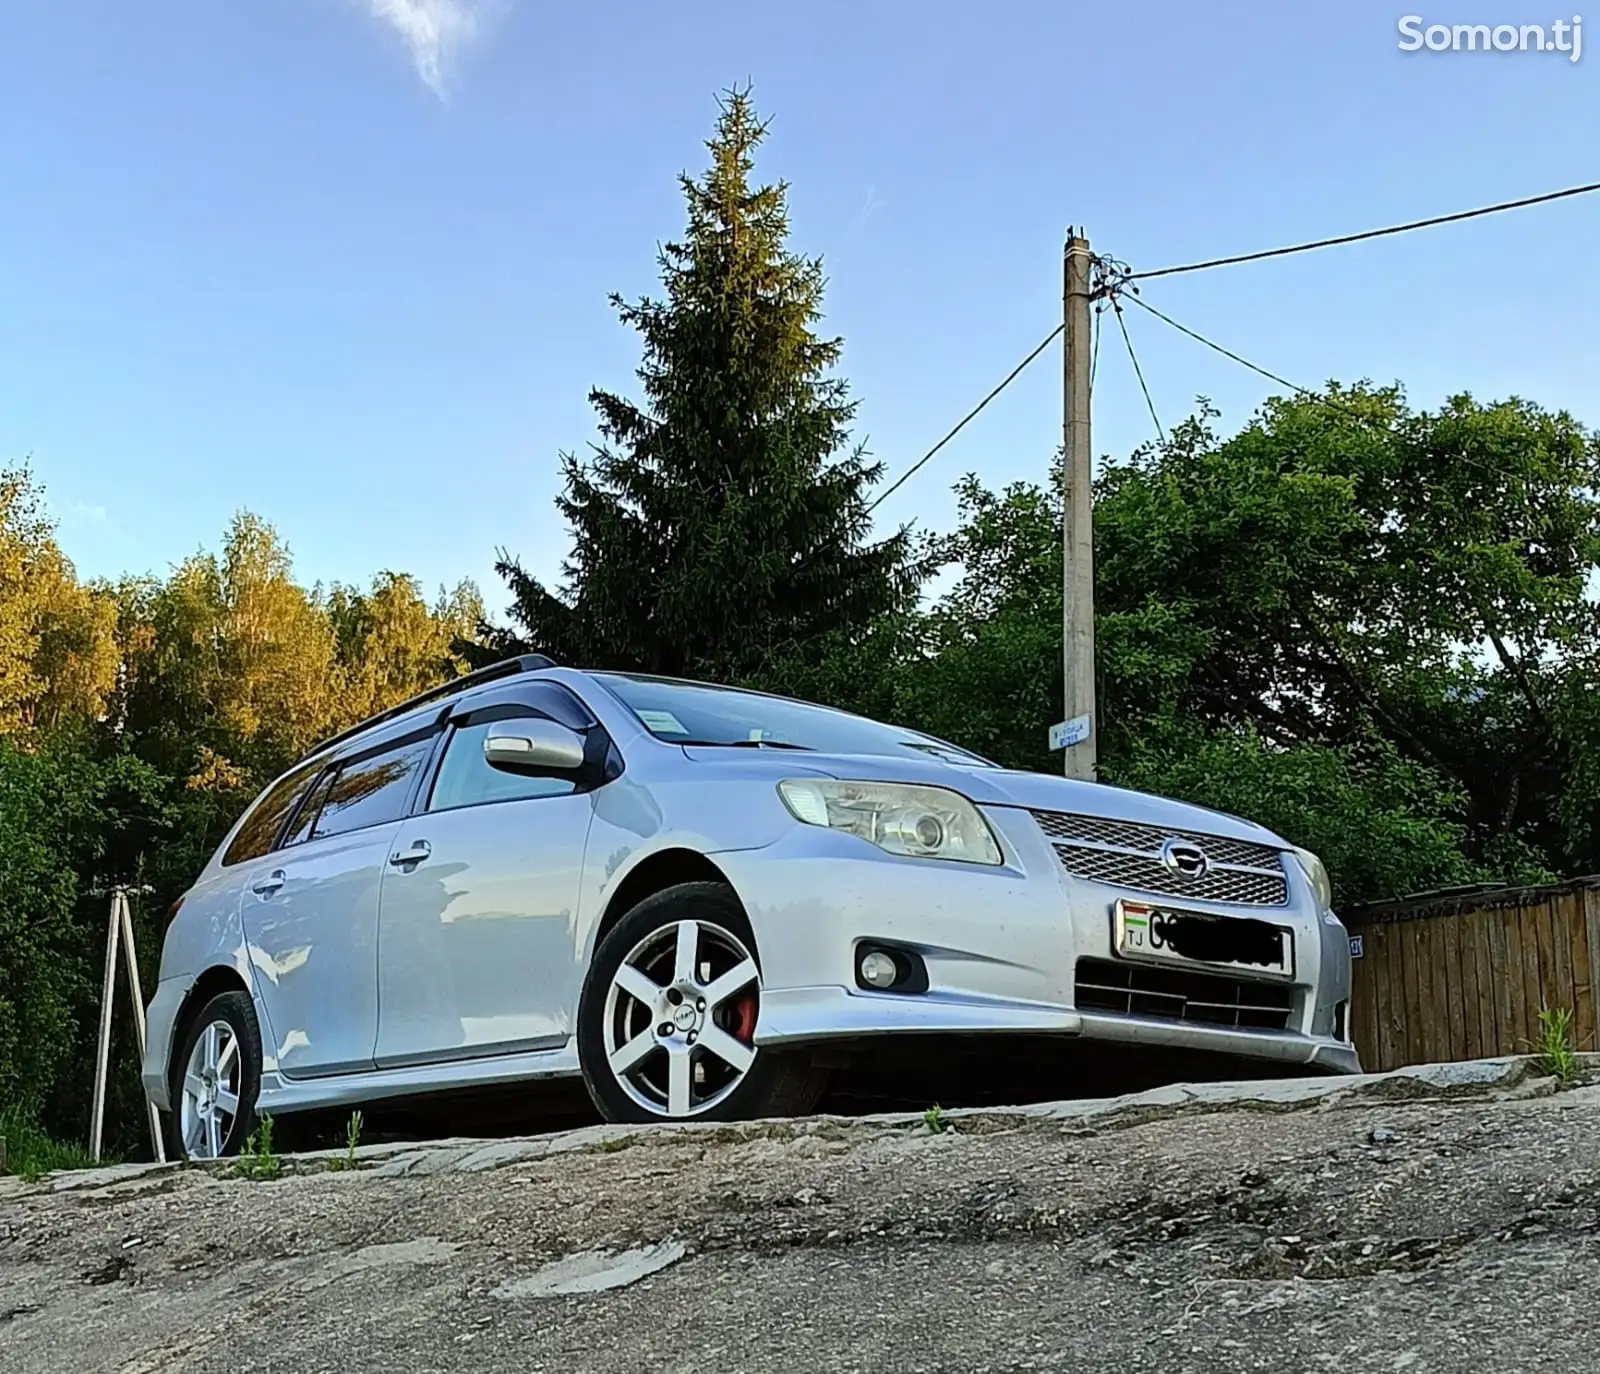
(856, 185, 886, 228)
(361, 0, 501, 97)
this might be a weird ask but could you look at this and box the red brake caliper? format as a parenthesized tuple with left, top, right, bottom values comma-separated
(731, 994, 758, 1044)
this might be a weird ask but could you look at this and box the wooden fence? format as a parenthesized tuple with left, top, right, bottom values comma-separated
(1344, 877, 1600, 1074)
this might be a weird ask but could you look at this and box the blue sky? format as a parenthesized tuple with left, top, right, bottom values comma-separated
(1, 1, 1595, 622)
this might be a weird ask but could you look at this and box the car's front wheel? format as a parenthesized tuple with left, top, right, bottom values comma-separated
(169, 989, 262, 1160)
(577, 882, 827, 1124)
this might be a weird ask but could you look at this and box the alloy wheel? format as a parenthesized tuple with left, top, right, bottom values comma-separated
(178, 1019, 242, 1159)
(601, 918, 761, 1118)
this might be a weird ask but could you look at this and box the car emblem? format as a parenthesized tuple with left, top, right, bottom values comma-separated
(1159, 837, 1209, 878)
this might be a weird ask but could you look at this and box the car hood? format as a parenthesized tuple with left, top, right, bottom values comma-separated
(679, 746, 1291, 850)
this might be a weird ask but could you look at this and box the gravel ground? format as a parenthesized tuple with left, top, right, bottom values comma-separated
(4, 1059, 1598, 1373)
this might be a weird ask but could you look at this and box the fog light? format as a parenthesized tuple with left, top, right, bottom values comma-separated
(858, 950, 900, 990)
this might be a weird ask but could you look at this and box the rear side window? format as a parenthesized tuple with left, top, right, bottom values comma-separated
(310, 737, 435, 840)
(280, 771, 334, 848)
(221, 759, 324, 867)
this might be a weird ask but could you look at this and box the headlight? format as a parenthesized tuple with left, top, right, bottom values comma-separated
(1292, 845, 1334, 911)
(777, 779, 1004, 866)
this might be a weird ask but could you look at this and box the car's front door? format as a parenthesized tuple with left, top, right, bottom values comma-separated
(240, 726, 438, 1080)
(374, 695, 598, 1068)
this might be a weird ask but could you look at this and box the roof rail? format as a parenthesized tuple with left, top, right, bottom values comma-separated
(308, 653, 557, 759)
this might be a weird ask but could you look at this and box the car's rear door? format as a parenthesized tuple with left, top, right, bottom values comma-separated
(239, 723, 440, 1080)
(373, 683, 599, 1068)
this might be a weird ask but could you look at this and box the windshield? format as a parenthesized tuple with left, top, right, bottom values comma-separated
(592, 673, 997, 768)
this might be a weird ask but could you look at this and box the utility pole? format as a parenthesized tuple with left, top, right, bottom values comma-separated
(1061, 231, 1097, 780)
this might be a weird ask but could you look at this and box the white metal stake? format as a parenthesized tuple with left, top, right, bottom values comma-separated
(89, 893, 120, 1163)
(119, 891, 168, 1164)
(88, 888, 168, 1165)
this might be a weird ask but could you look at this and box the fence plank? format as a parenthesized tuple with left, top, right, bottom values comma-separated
(1571, 892, 1595, 1054)
(1433, 921, 1459, 1068)
(1500, 906, 1526, 1057)
(1552, 894, 1577, 1026)
(1361, 922, 1385, 1070)
(1351, 928, 1380, 1070)
(1401, 917, 1427, 1066)
(1383, 919, 1405, 1069)
(1585, 889, 1600, 1053)
(1529, 902, 1555, 1030)
(1443, 909, 1468, 1061)
(1471, 908, 1500, 1059)
(1350, 921, 1376, 1062)
(1457, 908, 1484, 1062)
(1379, 921, 1403, 1071)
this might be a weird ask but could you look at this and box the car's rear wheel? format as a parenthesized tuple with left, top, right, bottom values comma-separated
(577, 881, 827, 1124)
(169, 990, 262, 1161)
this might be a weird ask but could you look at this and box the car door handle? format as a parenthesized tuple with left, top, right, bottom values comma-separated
(252, 870, 286, 897)
(389, 841, 431, 867)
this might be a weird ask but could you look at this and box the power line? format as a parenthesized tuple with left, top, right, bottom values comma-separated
(1120, 290, 1514, 482)
(1130, 180, 1600, 283)
(869, 179, 1600, 511)
(1122, 293, 1301, 394)
(1088, 304, 1102, 394)
(868, 323, 1063, 512)
(1111, 299, 1163, 444)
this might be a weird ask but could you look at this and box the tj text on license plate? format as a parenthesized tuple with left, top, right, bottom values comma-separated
(1115, 900, 1295, 978)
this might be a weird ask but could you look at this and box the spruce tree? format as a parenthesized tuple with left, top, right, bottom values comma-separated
(493, 86, 917, 682)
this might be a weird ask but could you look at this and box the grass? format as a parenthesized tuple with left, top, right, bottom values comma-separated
(1535, 1006, 1583, 1088)
(232, 1113, 281, 1180)
(0, 1106, 99, 1182)
(922, 1104, 951, 1135)
(325, 1111, 364, 1172)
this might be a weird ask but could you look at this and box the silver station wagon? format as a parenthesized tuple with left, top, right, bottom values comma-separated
(141, 655, 1360, 1159)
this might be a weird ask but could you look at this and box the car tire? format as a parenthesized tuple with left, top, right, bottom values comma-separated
(167, 989, 263, 1161)
(577, 881, 827, 1125)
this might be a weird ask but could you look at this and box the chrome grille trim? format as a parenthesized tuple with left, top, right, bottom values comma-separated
(1030, 810, 1289, 906)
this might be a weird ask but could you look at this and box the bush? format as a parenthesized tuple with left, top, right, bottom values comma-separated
(0, 736, 174, 1149)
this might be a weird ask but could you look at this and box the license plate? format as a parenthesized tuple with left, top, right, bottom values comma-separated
(1114, 899, 1295, 979)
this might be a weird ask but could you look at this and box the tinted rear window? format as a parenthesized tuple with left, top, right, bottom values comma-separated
(310, 737, 435, 840)
(221, 759, 324, 867)
(280, 770, 334, 848)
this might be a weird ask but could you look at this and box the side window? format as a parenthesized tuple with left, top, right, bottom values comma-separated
(427, 719, 579, 813)
(280, 770, 334, 848)
(221, 759, 323, 867)
(311, 737, 435, 840)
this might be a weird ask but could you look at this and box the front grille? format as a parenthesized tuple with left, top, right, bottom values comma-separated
(1075, 958, 1295, 1032)
(1031, 810, 1289, 906)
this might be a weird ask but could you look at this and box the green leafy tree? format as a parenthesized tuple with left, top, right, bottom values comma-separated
(873, 382, 1595, 903)
(0, 468, 120, 733)
(115, 514, 339, 790)
(1093, 387, 1598, 876)
(492, 87, 918, 683)
(327, 572, 485, 725)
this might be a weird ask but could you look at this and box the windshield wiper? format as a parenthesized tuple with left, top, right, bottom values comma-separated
(672, 737, 814, 751)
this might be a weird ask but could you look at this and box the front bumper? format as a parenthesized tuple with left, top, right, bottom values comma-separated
(719, 803, 1362, 1076)
(754, 986, 1360, 1075)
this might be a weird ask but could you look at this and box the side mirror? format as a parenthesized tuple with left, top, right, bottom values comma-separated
(483, 718, 587, 774)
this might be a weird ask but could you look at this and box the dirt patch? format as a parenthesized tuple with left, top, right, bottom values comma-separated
(4, 1063, 1599, 1372)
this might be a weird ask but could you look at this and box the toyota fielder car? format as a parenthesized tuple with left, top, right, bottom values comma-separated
(142, 654, 1359, 1159)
